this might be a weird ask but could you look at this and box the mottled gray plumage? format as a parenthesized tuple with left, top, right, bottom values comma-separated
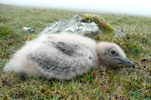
(3, 32, 134, 79)
(26, 41, 96, 79)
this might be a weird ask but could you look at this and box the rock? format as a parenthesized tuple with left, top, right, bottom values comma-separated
(41, 14, 125, 37)
(82, 14, 115, 34)
(41, 15, 101, 37)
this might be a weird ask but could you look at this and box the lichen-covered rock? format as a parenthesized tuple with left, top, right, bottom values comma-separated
(82, 14, 115, 34)
(41, 15, 101, 37)
(41, 14, 125, 37)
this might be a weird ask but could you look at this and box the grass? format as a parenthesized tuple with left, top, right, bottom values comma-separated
(0, 4, 151, 99)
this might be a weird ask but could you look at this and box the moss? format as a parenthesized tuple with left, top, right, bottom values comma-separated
(82, 14, 115, 34)
(28, 35, 39, 41)
(92, 34, 101, 41)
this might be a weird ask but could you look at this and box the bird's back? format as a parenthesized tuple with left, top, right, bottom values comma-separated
(4, 33, 99, 79)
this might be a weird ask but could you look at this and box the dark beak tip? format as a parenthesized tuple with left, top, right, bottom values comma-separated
(131, 63, 135, 68)
(128, 61, 135, 68)
(124, 58, 135, 68)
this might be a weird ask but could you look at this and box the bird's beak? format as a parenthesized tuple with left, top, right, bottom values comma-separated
(121, 58, 135, 68)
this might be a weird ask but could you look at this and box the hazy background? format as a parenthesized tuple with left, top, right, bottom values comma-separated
(0, 0, 151, 17)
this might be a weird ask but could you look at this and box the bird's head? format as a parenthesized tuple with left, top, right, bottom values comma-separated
(96, 42, 135, 69)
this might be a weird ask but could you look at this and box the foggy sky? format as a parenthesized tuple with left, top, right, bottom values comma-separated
(0, 0, 151, 17)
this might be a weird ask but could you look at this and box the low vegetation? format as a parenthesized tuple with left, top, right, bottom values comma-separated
(0, 4, 151, 99)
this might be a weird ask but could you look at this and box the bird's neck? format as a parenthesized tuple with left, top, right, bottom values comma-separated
(95, 44, 109, 71)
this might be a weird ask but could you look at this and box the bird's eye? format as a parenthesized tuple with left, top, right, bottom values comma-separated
(110, 50, 118, 56)
(111, 50, 116, 55)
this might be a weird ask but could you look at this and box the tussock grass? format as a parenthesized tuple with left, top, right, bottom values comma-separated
(0, 4, 151, 99)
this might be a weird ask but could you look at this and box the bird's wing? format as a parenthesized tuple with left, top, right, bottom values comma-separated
(27, 41, 94, 79)
(50, 42, 79, 56)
